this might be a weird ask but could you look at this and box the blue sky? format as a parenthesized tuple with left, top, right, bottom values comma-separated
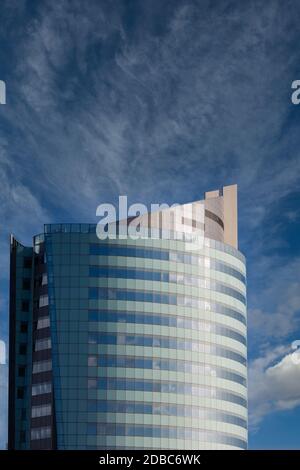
(0, 0, 300, 449)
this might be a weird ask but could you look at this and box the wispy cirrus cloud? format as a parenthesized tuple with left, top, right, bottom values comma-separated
(2, 0, 299, 212)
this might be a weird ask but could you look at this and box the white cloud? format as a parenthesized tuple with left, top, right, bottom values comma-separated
(249, 346, 300, 427)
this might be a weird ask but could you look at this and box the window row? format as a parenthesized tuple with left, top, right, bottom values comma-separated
(31, 403, 52, 418)
(44, 224, 245, 259)
(31, 426, 51, 441)
(88, 377, 247, 407)
(89, 266, 246, 304)
(34, 272, 48, 287)
(32, 360, 52, 374)
(89, 288, 246, 325)
(39, 295, 49, 308)
(35, 338, 51, 352)
(32, 382, 52, 396)
(88, 355, 246, 386)
(37, 316, 50, 329)
(87, 400, 247, 429)
(88, 310, 246, 345)
(42, 273, 48, 286)
(88, 332, 246, 365)
(86, 423, 246, 448)
(89, 244, 245, 283)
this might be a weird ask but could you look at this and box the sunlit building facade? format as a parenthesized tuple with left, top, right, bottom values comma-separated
(8, 184, 247, 449)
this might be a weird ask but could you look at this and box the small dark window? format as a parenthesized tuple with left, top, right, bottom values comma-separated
(23, 257, 32, 269)
(20, 430, 26, 442)
(20, 322, 28, 334)
(21, 300, 29, 312)
(17, 387, 24, 399)
(19, 344, 27, 355)
(22, 279, 31, 290)
(18, 366, 26, 377)
(21, 409, 26, 421)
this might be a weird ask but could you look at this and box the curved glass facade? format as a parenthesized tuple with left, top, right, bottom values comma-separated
(9, 185, 247, 450)
(83, 236, 247, 449)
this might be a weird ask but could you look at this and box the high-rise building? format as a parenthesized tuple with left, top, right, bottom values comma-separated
(8, 184, 247, 449)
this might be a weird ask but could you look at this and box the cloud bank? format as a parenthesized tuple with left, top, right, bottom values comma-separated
(249, 347, 300, 427)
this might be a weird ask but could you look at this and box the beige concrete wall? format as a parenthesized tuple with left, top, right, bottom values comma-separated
(223, 184, 238, 249)
(116, 184, 238, 249)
